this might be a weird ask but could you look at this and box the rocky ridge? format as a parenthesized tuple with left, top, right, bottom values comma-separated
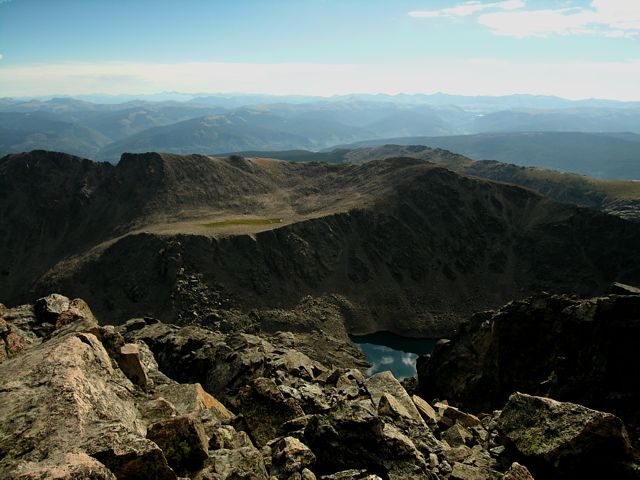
(1, 294, 639, 479)
(340, 144, 640, 222)
(418, 284, 640, 448)
(4, 151, 640, 339)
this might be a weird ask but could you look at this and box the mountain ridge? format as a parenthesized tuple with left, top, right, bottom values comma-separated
(3, 150, 640, 339)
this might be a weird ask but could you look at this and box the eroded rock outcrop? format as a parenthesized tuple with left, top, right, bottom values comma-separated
(2, 294, 640, 479)
(418, 290, 640, 431)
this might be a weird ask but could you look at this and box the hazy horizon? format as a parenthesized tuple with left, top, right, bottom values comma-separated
(4, 90, 640, 104)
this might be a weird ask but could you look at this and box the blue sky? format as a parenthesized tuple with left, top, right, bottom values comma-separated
(1, 0, 639, 99)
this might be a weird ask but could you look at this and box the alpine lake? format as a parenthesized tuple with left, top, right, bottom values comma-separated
(350, 331, 438, 380)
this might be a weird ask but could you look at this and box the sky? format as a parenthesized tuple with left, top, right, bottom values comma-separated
(0, 0, 639, 100)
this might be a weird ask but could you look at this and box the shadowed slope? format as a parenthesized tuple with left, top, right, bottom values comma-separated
(2, 150, 638, 336)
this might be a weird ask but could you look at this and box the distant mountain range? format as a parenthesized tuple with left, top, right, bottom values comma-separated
(0, 95, 639, 178)
(8, 92, 640, 110)
(0, 111, 111, 158)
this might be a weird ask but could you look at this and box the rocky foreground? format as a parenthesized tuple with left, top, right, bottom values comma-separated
(1, 294, 639, 479)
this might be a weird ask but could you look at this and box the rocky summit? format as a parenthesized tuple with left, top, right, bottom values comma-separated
(1, 293, 640, 479)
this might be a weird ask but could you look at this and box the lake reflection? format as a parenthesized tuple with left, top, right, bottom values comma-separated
(350, 331, 438, 380)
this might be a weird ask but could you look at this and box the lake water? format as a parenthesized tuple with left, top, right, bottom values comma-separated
(350, 331, 438, 380)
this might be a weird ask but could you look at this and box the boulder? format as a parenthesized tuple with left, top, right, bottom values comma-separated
(139, 398, 179, 424)
(411, 395, 438, 425)
(122, 324, 278, 402)
(378, 392, 415, 423)
(130, 339, 172, 387)
(503, 462, 535, 480)
(271, 436, 316, 475)
(442, 423, 473, 447)
(88, 431, 176, 480)
(209, 425, 253, 450)
(435, 403, 481, 429)
(156, 383, 233, 421)
(13, 453, 117, 480)
(54, 298, 97, 329)
(118, 343, 150, 389)
(0, 304, 38, 345)
(0, 317, 27, 363)
(236, 377, 305, 447)
(304, 399, 381, 473)
(335, 372, 361, 399)
(365, 372, 424, 426)
(498, 392, 632, 478)
(272, 349, 324, 380)
(147, 415, 209, 475)
(195, 446, 269, 480)
(377, 422, 420, 457)
(297, 382, 332, 412)
(34, 293, 70, 324)
(304, 399, 431, 478)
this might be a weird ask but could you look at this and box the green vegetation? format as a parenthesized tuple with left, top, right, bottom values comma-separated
(202, 218, 282, 228)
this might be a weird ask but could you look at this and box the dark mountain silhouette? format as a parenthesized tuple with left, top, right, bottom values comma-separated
(2, 150, 640, 338)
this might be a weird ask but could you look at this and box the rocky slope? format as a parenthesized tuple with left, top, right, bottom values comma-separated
(1, 294, 638, 479)
(3, 150, 640, 339)
(338, 144, 640, 222)
(417, 283, 640, 443)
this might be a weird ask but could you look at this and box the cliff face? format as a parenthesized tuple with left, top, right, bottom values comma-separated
(417, 286, 640, 439)
(4, 150, 640, 336)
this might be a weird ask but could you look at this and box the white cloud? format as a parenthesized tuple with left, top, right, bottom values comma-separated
(480, 0, 640, 38)
(0, 54, 3, 61)
(401, 353, 418, 367)
(1, 59, 640, 100)
(411, 0, 640, 38)
(380, 356, 395, 365)
(410, 0, 524, 18)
